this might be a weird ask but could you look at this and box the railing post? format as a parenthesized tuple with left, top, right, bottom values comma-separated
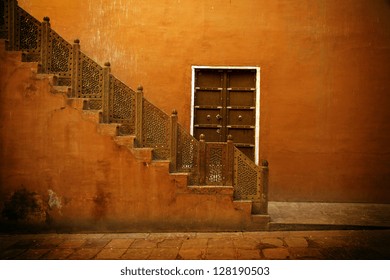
(70, 39, 80, 98)
(252, 160, 269, 214)
(197, 134, 206, 185)
(226, 134, 234, 186)
(6, 0, 18, 50)
(260, 160, 269, 214)
(101, 61, 111, 123)
(169, 109, 178, 172)
(135, 85, 144, 147)
(39, 16, 50, 73)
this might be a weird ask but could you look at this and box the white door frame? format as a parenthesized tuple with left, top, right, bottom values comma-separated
(190, 65, 261, 165)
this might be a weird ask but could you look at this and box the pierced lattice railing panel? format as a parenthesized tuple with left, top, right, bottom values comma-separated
(233, 147, 261, 200)
(142, 99, 170, 160)
(109, 76, 136, 135)
(0, 0, 7, 39)
(17, 6, 41, 62)
(47, 29, 72, 86)
(78, 52, 103, 98)
(177, 124, 199, 184)
(205, 143, 226, 185)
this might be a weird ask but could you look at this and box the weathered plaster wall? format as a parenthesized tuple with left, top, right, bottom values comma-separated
(14, 0, 390, 202)
(0, 46, 260, 231)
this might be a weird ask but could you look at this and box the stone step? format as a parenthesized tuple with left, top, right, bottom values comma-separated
(186, 185, 234, 196)
(81, 110, 100, 123)
(130, 147, 153, 163)
(114, 135, 136, 148)
(51, 85, 70, 94)
(97, 123, 119, 137)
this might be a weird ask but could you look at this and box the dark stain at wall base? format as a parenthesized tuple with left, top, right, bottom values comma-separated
(2, 188, 46, 223)
(92, 184, 112, 221)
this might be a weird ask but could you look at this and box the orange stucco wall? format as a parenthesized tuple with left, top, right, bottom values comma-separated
(0, 46, 264, 231)
(12, 0, 390, 202)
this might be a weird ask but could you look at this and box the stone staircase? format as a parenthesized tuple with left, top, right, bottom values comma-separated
(0, 0, 270, 232)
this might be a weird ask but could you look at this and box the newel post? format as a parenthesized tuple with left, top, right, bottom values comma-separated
(197, 134, 206, 185)
(5, 0, 18, 51)
(252, 159, 269, 214)
(101, 62, 111, 123)
(39, 16, 50, 73)
(260, 160, 269, 214)
(169, 109, 178, 172)
(70, 39, 80, 98)
(135, 85, 144, 147)
(226, 135, 234, 186)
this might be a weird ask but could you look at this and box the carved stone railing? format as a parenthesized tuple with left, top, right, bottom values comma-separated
(0, 0, 268, 214)
(109, 76, 136, 135)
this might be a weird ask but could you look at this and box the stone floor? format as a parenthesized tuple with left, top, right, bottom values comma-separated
(1, 202, 389, 260)
(0, 229, 389, 260)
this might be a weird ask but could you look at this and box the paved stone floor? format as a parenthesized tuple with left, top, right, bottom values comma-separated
(0, 229, 389, 260)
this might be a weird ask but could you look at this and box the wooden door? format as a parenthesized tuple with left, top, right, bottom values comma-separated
(193, 69, 256, 161)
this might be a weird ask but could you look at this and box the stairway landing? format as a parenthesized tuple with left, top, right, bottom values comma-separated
(268, 202, 390, 230)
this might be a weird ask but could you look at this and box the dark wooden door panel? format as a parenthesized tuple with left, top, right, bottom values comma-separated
(227, 109, 255, 126)
(194, 68, 257, 161)
(227, 128, 255, 145)
(228, 90, 255, 107)
(228, 70, 256, 88)
(195, 89, 222, 106)
(194, 127, 222, 142)
(196, 70, 223, 88)
(195, 108, 223, 125)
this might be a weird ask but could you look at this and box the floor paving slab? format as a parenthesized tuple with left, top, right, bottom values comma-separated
(260, 238, 284, 248)
(232, 237, 260, 249)
(95, 248, 127, 260)
(105, 239, 134, 249)
(288, 248, 324, 260)
(149, 248, 180, 260)
(307, 236, 352, 248)
(283, 237, 309, 248)
(0, 239, 18, 251)
(57, 239, 86, 249)
(157, 238, 184, 248)
(130, 239, 158, 249)
(177, 248, 207, 260)
(0, 249, 25, 259)
(8, 239, 38, 249)
(236, 249, 263, 260)
(262, 248, 290, 259)
(121, 248, 153, 260)
(181, 238, 208, 249)
(33, 238, 65, 249)
(40, 248, 75, 260)
(67, 248, 101, 260)
(206, 248, 236, 260)
(17, 248, 51, 260)
(208, 238, 234, 249)
(82, 238, 111, 249)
